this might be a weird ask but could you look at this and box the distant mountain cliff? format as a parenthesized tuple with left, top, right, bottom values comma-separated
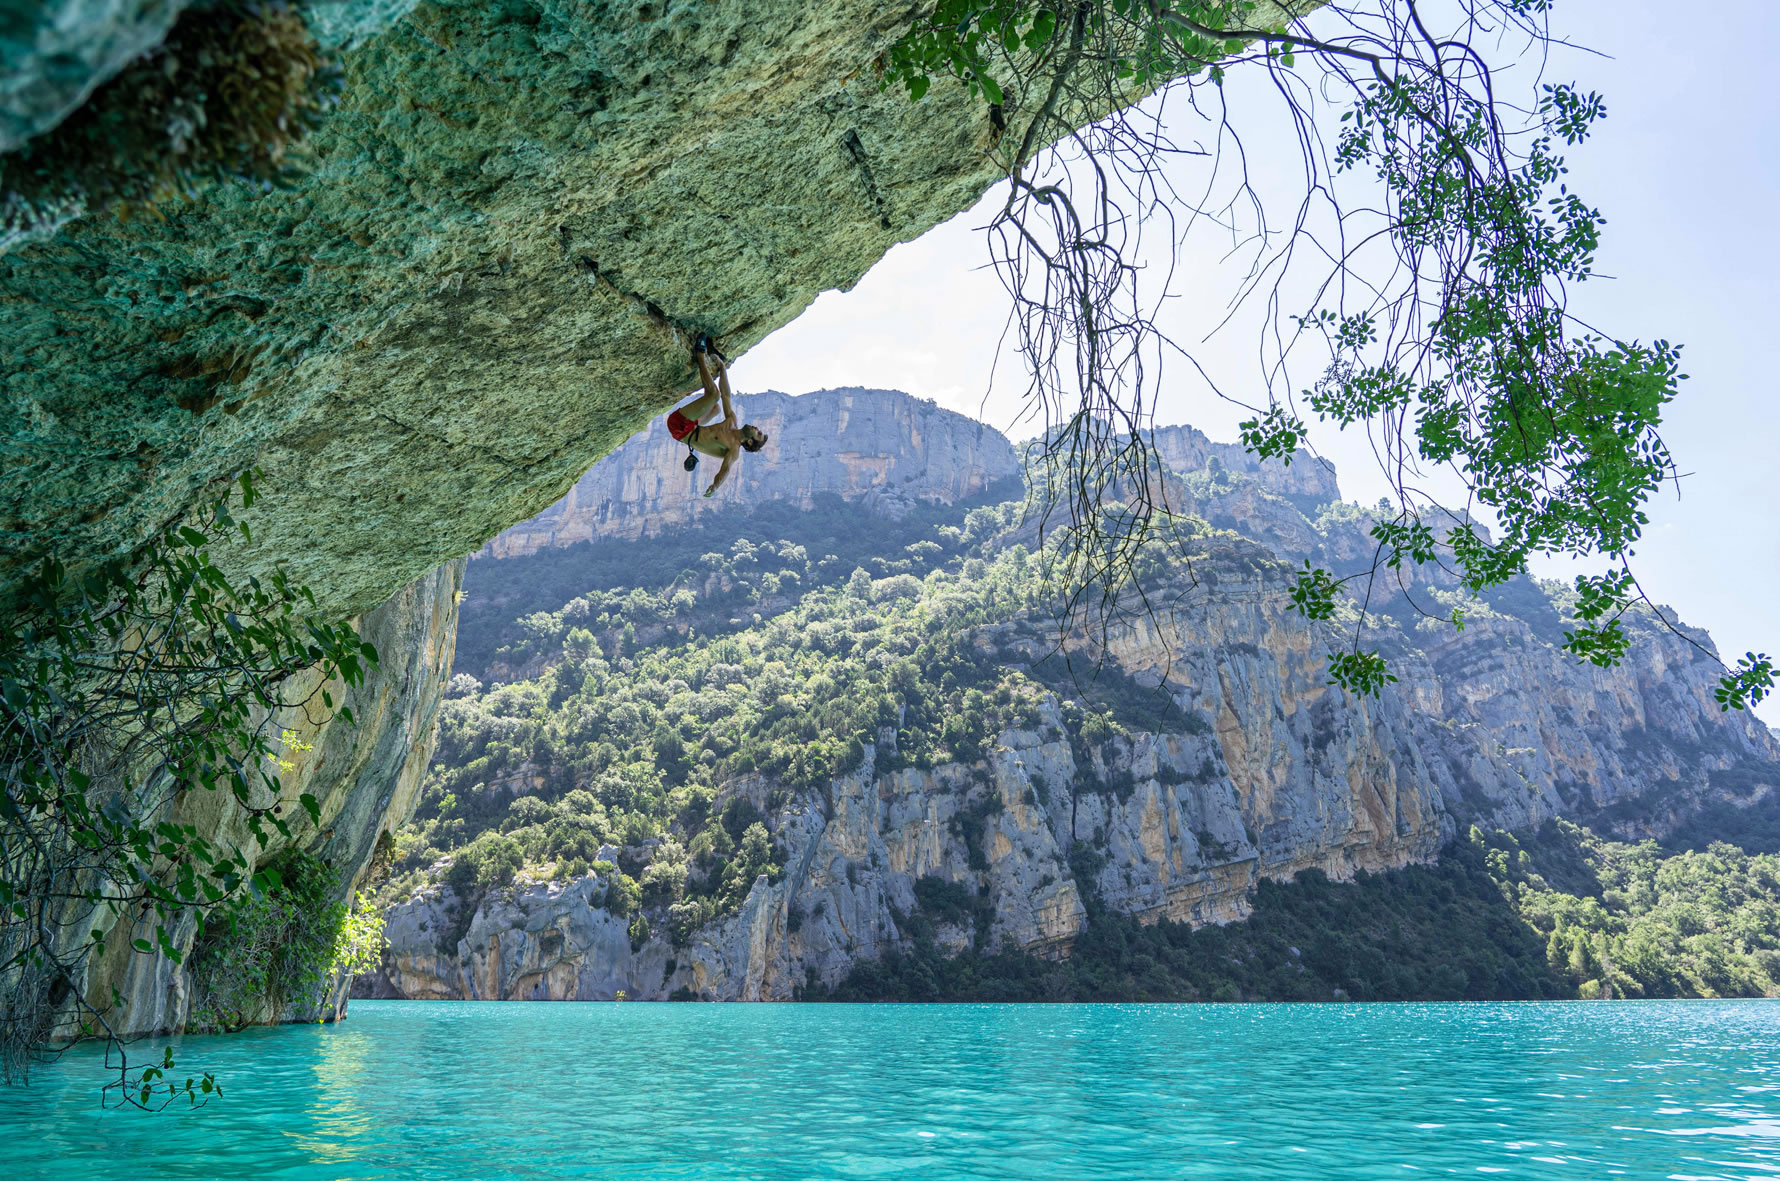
(478, 388, 1021, 558)
(363, 390, 1780, 1004)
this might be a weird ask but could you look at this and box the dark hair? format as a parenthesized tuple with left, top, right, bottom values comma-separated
(740, 426, 768, 453)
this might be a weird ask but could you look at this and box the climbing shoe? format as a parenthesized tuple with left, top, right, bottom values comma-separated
(693, 333, 711, 355)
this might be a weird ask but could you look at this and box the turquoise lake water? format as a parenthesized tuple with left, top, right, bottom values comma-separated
(6, 1000, 1780, 1179)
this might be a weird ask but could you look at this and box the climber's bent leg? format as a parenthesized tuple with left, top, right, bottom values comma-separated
(678, 387, 721, 426)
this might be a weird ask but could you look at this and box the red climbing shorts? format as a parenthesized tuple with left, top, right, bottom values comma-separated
(667, 409, 698, 442)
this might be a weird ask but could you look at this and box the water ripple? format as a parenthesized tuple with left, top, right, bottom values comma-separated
(5, 1001, 1780, 1179)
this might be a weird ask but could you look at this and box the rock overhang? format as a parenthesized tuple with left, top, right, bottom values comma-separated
(1, 0, 1320, 618)
(2, 0, 1010, 616)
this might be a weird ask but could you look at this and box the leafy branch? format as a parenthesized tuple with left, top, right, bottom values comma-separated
(0, 471, 377, 1102)
(882, 0, 1769, 708)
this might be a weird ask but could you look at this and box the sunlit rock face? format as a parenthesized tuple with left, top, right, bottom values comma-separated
(480, 388, 1021, 556)
(1151, 423, 1342, 505)
(364, 411, 1780, 1001)
(373, 672, 1445, 1003)
(61, 558, 464, 1037)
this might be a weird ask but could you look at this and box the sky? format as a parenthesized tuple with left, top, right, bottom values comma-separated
(741, 0, 1780, 722)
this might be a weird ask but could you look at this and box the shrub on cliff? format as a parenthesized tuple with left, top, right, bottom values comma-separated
(0, 472, 376, 1101)
(446, 832, 525, 890)
(188, 851, 385, 1033)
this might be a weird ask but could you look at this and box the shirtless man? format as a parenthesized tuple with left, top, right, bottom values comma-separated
(665, 338, 768, 498)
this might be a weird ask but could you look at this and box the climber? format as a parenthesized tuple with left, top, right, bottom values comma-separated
(665, 336, 768, 498)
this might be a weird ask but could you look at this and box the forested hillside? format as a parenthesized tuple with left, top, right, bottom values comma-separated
(362, 393, 1780, 1003)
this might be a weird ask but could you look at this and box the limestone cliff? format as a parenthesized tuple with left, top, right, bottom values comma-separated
(365, 408, 1779, 1001)
(374, 657, 1447, 1003)
(481, 388, 1020, 556)
(69, 558, 464, 1036)
(1151, 422, 1343, 507)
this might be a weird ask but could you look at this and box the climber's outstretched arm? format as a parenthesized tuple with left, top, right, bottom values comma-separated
(714, 355, 738, 427)
(704, 453, 736, 498)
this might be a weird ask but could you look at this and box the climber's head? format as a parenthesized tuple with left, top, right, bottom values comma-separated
(740, 425, 768, 453)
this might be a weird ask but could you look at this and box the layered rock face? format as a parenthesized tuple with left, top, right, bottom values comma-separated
(1401, 612, 1775, 835)
(367, 402, 1779, 1001)
(1151, 423, 1342, 506)
(68, 558, 464, 1036)
(375, 663, 1445, 1004)
(481, 388, 1020, 556)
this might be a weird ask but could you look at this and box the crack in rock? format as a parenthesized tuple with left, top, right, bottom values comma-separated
(842, 129, 893, 231)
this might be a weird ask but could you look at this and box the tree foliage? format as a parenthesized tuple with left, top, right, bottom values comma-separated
(379, 498, 1056, 933)
(0, 473, 377, 1102)
(881, 0, 1768, 708)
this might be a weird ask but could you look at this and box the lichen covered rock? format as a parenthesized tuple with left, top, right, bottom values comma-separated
(0, 0, 1028, 620)
(1, 0, 191, 154)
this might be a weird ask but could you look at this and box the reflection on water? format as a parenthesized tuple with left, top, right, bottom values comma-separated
(292, 1018, 380, 1162)
(6, 1001, 1780, 1180)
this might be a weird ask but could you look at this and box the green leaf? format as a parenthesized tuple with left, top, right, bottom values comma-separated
(1716, 653, 1775, 712)
(1287, 562, 1339, 621)
(299, 794, 322, 825)
(1326, 650, 1399, 696)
